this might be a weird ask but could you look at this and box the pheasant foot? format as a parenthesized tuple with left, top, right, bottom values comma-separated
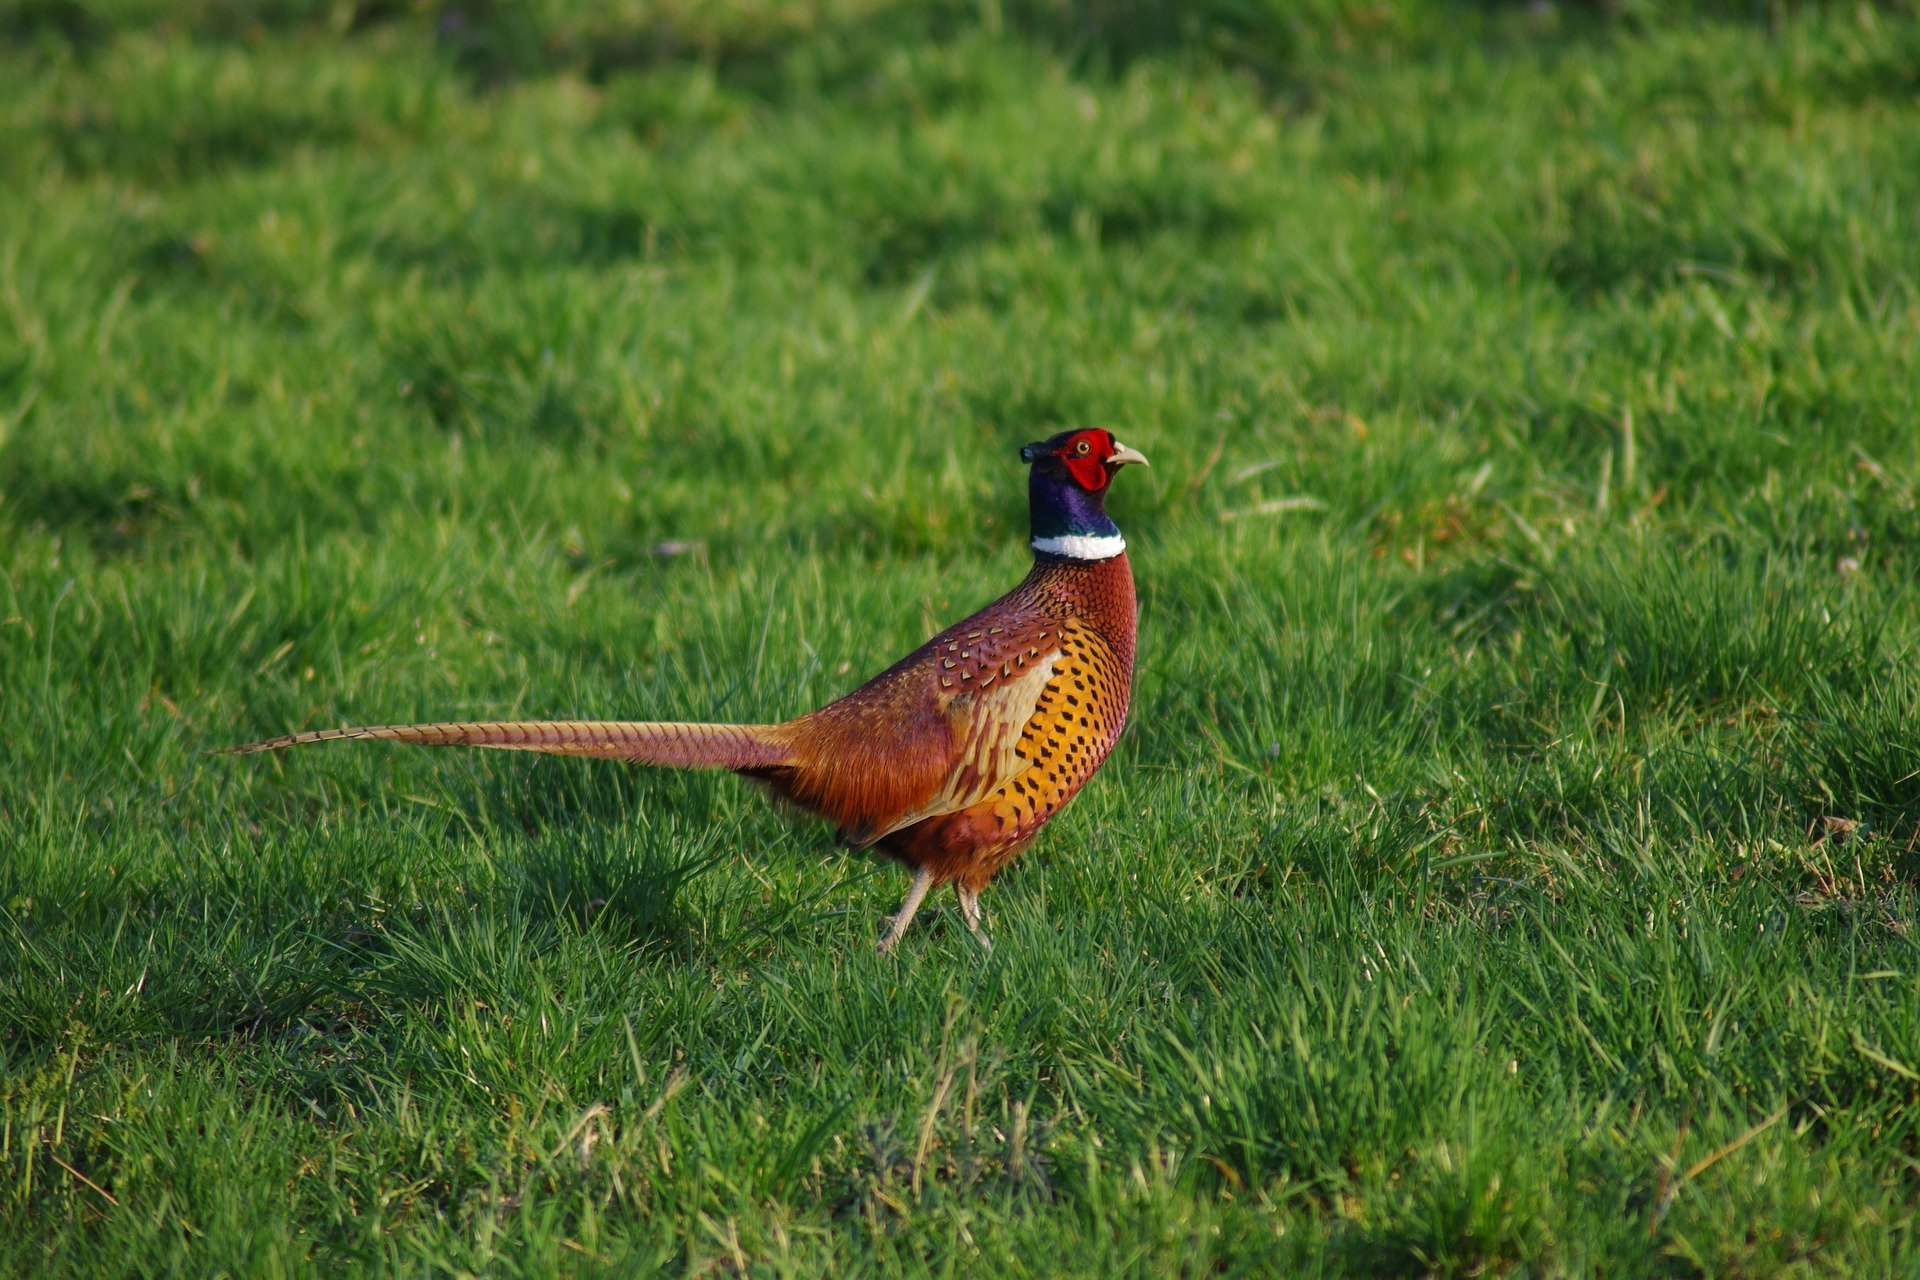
(877, 865, 935, 955)
(956, 886, 993, 953)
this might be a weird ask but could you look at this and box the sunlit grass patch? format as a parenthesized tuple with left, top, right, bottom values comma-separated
(3, 2, 1919, 1273)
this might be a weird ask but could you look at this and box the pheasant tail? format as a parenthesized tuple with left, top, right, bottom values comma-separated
(217, 720, 795, 770)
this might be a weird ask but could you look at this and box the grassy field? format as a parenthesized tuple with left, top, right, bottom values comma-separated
(4, 1, 1920, 1273)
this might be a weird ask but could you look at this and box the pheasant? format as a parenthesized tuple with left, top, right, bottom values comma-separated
(224, 428, 1148, 952)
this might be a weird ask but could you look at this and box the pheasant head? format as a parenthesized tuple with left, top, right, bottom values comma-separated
(1020, 428, 1149, 561)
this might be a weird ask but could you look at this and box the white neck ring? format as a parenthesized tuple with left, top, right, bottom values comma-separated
(1031, 532, 1126, 561)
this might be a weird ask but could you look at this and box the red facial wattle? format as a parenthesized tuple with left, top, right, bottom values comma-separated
(1060, 431, 1114, 490)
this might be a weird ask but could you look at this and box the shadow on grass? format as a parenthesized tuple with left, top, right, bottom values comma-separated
(16, 0, 1839, 104)
(501, 821, 725, 954)
(0, 810, 721, 1065)
(419, 0, 1865, 97)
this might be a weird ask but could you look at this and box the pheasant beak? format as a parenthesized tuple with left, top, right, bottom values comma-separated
(1107, 442, 1149, 468)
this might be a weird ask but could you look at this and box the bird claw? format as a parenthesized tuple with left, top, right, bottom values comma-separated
(957, 886, 993, 953)
(876, 866, 935, 956)
(876, 874, 994, 955)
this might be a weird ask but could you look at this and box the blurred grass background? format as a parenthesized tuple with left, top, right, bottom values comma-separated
(3, 0, 1920, 1274)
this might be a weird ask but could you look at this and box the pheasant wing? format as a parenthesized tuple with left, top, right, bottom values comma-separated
(773, 614, 1068, 847)
(866, 624, 1065, 840)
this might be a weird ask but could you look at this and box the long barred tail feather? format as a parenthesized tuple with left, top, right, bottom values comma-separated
(216, 720, 795, 771)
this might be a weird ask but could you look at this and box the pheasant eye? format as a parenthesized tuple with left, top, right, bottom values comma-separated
(1073, 440, 1091, 456)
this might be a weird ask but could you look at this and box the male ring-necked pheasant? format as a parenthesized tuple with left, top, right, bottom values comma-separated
(226, 429, 1147, 952)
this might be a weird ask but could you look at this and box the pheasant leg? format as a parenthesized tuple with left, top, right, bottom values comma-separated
(956, 886, 992, 953)
(877, 865, 935, 954)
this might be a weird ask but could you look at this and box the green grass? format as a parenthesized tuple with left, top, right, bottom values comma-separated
(5, 0, 1920, 1273)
